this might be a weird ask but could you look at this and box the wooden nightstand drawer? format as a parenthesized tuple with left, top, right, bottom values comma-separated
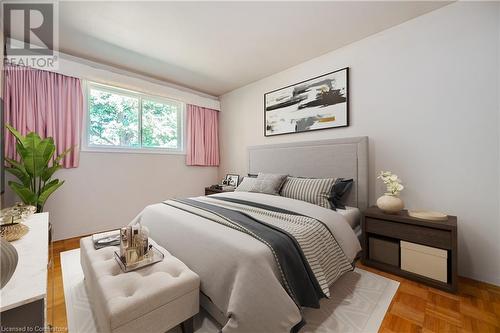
(401, 241, 448, 283)
(365, 217, 452, 249)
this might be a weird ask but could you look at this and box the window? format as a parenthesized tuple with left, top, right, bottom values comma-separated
(85, 82, 184, 153)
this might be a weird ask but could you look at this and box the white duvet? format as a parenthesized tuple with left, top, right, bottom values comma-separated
(135, 192, 361, 333)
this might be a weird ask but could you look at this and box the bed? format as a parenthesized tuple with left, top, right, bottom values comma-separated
(136, 137, 368, 333)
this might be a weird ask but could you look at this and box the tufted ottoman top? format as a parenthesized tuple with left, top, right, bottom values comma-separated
(80, 236, 200, 330)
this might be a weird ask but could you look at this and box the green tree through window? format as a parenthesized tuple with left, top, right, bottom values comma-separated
(87, 83, 183, 151)
(89, 89, 139, 146)
(142, 99, 178, 148)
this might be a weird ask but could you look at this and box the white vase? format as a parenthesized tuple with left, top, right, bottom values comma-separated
(0, 238, 18, 288)
(376, 195, 404, 214)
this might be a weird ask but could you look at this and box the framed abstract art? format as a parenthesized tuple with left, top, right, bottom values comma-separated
(264, 67, 349, 136)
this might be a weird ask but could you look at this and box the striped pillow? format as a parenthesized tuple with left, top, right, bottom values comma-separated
(280, 177, 336, 209)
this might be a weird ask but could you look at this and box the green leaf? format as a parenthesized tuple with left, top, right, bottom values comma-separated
(38, 179, 64, 207)
(38, 138, 56, 166)
(5, 157, 26, 171)
(40, 164, 61, 182)
(54, 146, 74, 164)
(5, 167, 31, 187)
(8, 181, 37, 205)
(15, 141, 28, 160)
(20, 132, 41, 176)
(5, 124, 26, 146)
(4, 158, 31, 187)
(22, 133, 55, 178)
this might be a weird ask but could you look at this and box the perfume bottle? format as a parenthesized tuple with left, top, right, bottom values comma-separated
(126, 247, 140, 264)
(141, 225, 150, 256)
(119, 227, 130, 261)
(120, 223, 151, 265)
(145, 244, 154, 261)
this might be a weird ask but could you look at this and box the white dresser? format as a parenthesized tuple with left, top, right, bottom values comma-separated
(0, 213, 49, 330)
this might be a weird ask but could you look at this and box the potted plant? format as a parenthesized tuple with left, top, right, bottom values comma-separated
(376, 171, 404, 214)
(4, 124, 71, 212)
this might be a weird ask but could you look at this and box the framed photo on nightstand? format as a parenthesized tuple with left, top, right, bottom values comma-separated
(224, 174, 240, 187)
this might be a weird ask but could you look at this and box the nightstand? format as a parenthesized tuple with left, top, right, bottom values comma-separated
(362, 206, 457, 292)
(204, 186, 235, 196)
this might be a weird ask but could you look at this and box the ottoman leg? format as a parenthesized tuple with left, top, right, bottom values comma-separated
(180, 317, 194, 333)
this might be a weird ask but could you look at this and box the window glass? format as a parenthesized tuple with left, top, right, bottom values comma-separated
(142, 99, 180, 149)
(86, 83, 183, 152)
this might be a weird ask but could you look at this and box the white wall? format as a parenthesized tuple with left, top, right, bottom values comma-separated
(219, 2, 500, 285)
(4, 55, 220, 240)
(44, 153, 218, 240)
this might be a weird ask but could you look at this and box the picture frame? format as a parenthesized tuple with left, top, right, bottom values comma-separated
(264, 67, 349, 136)
(224, 174, 240, 187)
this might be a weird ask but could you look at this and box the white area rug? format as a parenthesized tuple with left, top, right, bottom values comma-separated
(61, 249, 399, 333)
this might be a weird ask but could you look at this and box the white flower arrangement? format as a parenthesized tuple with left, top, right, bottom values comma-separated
(378, 171, 404, 196)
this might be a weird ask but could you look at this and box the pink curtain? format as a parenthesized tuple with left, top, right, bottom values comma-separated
(3, 65, 83, 168)
(186, 104, 219, 166)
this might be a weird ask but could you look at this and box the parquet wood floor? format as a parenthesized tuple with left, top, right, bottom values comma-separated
(47, 236, 500, 332)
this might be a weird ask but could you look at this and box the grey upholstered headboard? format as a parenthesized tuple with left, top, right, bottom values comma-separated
(248, 136, 368, 210)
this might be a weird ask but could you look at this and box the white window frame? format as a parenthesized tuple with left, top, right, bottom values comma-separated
(82, 81, 186, 155)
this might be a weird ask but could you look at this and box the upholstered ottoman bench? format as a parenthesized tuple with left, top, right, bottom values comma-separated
(80, 237, 200, 333)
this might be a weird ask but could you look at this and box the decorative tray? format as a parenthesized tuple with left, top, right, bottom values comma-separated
(114, 245, 164, 272)
(408, 210, 448, 221)
(0, 204, 36, 226)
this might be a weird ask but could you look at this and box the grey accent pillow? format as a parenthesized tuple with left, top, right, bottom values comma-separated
(328, 178, 354, 211)
(280, 176, 336, 209)
(235, 176, 284, 195)
(256, 173, 288, 195)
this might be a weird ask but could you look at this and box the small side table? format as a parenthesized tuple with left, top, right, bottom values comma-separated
(362, 206, 458, 292)
(0, 213, 49, 329)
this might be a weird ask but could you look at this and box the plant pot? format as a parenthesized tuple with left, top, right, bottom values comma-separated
(0, 238, 18, 288)
(376, 195, 404, 214)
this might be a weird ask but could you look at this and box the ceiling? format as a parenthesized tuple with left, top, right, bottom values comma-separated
(55, 1, 449, 96)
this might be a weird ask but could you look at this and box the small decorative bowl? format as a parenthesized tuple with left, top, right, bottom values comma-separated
(0, 223, 30, 242)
